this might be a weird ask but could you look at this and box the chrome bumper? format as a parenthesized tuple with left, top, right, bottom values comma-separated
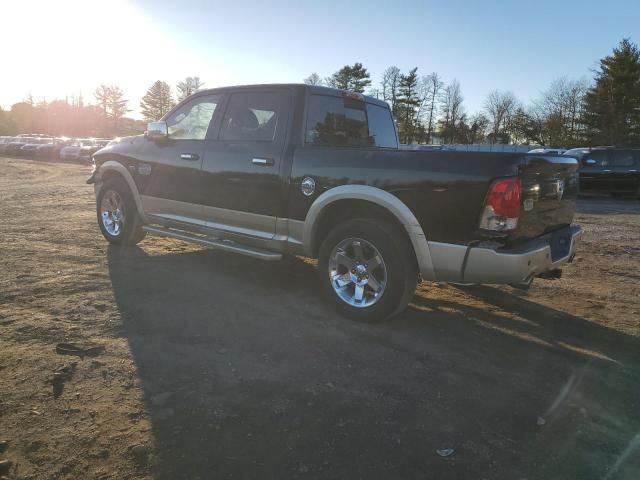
(464, 225, 583, 284)
(428, 225, 583, 284)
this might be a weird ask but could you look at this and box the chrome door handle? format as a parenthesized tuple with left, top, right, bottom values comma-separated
(252, 157, 274, 166)
(179, 153, 199, 161)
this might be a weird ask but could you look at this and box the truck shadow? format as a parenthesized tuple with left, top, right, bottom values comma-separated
(106, 245, 640, 480)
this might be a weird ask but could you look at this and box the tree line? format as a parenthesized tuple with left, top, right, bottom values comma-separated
(305, 38, 640, 147)
(0, 76, 205, 138)
(1, 39, 638, 146)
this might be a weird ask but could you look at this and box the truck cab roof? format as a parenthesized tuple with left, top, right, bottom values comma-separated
(192, 83, 389, 108)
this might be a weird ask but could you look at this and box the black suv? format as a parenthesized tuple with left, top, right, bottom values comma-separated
(564, 147, 640, 196)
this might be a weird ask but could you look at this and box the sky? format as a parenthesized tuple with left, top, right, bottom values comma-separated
(1, 0, 639, 119)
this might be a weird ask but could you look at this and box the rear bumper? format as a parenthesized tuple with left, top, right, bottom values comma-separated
(428, 225, 583, 284)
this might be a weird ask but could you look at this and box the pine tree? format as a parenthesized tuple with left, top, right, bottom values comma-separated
(140, 81, 175, 122)
(327, 63, 371, 93)
(395, 68, 420, 143)
(584, 39, 640, 146)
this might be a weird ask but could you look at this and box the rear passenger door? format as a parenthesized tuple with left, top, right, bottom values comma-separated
(609, 150, 638, 193)
(579, 150, 610, 192)
(200, 89, 292, 238)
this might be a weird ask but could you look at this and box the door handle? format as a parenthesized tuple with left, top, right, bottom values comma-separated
(180, 153, 199, 161)
(252, 157, 274, 166)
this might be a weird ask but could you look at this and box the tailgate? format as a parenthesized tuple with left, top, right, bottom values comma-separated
(509, 154, 579, 244)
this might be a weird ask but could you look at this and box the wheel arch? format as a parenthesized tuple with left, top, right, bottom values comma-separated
(97, 161, 146, 220)
(302, 185, 435, 280)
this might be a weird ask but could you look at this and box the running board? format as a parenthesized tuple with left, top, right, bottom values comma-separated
(142, 225, 283, 261)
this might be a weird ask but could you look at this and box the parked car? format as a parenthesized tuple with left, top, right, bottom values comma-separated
(89, 84, 582, 321)
(59, 139, 95, 161)
(3, 137, 30, 155)
(563, 147, 640, 196)
(0, 136, 16, 153)
(20, 138, 54, 157)
(528, 148, 567, 155)
(36, 138, 71, 159)
(84, 139, 111, 160)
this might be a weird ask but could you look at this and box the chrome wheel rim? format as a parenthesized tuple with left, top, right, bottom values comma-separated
(100, 190, 125, 236)
(328, 237, 387, 308)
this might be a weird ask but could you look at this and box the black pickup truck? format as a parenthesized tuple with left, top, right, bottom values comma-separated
(89, 84, 582, 321)
(564, 147, 640, 196)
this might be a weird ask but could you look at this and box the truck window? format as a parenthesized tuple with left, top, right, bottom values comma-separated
(584, 150, 609, 166)
(167, 94, 221, 140)
(610, 150, 635, 167)
(220, 92, 284, 142)
(305, 94, 373, 147)
(366, 103, 398, 148)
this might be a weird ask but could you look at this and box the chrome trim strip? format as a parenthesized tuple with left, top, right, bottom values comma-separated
(302, 185, 436, 280)
(140, 195, 204, 224)
(201, 204, 276, 239)
(142, 225, 283, 261)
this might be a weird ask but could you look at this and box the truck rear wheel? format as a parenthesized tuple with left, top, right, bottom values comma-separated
(96, 177, 146, 246)
(318, 218, 417, 322)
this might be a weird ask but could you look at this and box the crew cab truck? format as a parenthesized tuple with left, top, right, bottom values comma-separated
(89, 84, 582, 321)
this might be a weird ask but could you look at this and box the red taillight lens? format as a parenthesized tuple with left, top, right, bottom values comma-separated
(487, 178, 521, 218)
(479, 177, 522, 232)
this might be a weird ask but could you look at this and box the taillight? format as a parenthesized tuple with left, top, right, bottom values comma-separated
(479, 177, 521, 232)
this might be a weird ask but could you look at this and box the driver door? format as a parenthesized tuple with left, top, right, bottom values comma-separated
(138, 93, 223, 225)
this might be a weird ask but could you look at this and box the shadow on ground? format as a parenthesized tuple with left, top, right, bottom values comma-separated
(107, 245, 640, 480)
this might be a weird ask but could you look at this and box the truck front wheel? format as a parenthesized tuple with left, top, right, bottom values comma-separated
(318, 218, 418, 322)
(96, 177, 146, 246)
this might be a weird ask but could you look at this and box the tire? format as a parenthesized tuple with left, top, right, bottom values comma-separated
(96, 177, 146, 245)
(318, 218, 418, 322)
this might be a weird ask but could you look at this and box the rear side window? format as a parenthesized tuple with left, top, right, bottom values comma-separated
(366, 103, 398, 148)
(584, 150, 609, 166)
(611, 150, 635, 166)
(305, 95, 373, 147)
(220, 92, 285, 142)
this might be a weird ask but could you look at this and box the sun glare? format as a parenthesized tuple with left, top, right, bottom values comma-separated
(1, 0, 205, 114)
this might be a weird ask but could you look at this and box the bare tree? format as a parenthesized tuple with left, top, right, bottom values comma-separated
(421, 72, 443, 143)
(531, 77, 589, 146)
(304, 73, 323, 86)
(438, 80, 464, 143)
(176, 77, 204, 102)
(94, 85, 129, 134)
(380, 66, 401, 114)
(484, 90, 518, 143)
(468, 112, 489, 143)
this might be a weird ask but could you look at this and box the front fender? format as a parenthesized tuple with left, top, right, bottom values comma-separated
(94, 160, 147, 221)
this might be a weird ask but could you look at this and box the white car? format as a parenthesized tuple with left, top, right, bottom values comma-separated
(59, 139, 95, 161)
(528, 148, 567, 155)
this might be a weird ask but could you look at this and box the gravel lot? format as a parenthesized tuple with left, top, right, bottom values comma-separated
(0, 156, 639, 480)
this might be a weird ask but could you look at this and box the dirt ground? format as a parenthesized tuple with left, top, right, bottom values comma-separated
(1, 156, 639, 480)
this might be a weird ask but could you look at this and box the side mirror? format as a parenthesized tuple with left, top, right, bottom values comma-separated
(146, 121, 168, 139)
(584, 158, 597, 165)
